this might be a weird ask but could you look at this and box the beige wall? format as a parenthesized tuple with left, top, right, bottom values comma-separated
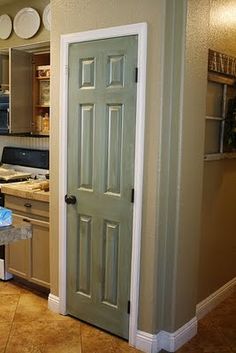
(209, 0, 236, 57)
(1, 0, 227, 337)
(50, 0, 166, 334)
(1, 0, 229, 338)
(156, 0, 209, 331)
(199, 160, 236, 301)
(50, 0, 210, 335)
(198, 0, 236, 302)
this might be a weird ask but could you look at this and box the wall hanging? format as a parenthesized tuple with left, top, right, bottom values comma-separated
(13, 7, 40, 39)
(43, 4, 51, 31)
(0, 14, 12, 39)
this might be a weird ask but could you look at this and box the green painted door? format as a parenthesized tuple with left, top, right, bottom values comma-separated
(66, 36, 138, 339)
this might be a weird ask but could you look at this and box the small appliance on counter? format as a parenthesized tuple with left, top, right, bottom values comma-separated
(0, 146, 49, 281)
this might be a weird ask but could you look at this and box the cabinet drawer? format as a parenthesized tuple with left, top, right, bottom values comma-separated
(5, 195, 49, 219)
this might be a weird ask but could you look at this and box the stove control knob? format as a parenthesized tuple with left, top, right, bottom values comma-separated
(65, 194, 77, 205)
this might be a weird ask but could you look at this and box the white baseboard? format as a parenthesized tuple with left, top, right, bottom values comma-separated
(48, 293, 60, 313)
(196, 277, 236, 320)
(135, 317, 197, 353)
(157, 317, 197, 352)
(136, 331, 159, 353)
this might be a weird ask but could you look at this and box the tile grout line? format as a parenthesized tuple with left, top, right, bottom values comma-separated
(80, 323, 84, 353)
(3, 291, 21, 353)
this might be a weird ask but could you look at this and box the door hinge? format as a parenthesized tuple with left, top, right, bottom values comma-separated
(131, 188, 134, 203)
(135, 67, 138, 83)
(65, 65, 69, 76)
(127, 300, 131, 314)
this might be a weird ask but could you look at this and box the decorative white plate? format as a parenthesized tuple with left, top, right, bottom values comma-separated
(43, 4, 51, 31)
(13, 7, 40, 39)
(0, 14, 12, 39)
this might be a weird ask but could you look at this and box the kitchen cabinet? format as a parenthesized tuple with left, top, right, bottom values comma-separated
(10, 48, 33, 134)
(5, 195, 50, 289)
(0, 53, 9, 90)
(32, 54, 50, 135)
(0, 42, 50, 135)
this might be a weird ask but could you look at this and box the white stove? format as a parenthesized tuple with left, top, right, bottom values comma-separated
(0, 147, 49, 280)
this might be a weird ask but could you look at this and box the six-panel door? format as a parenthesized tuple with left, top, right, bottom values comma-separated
(67, 35, 138, 339)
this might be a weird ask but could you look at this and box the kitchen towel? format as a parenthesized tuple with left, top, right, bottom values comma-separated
(0, 207, 12, 227)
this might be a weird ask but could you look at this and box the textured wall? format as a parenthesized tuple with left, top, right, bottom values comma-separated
(50, 0, 165, 334)
(209, 0, 236, 56)
(197, 0, 236, 303)
(156, 0, 209, 332)
(0, 136, 49, 156)
(199, 160, 236, 301)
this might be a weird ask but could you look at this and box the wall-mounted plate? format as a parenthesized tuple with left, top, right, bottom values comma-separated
(14, 7, 40, 39)
(43, 4, 51, 31)
(0, 14, 12, 39)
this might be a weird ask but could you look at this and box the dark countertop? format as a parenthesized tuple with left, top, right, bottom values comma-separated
(0, 224, 32, 245)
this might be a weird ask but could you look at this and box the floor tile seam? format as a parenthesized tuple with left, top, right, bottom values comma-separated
(0, 293, 21, 296)
(12, 318, 81, 324)
(3, 294, 21, 353)
(78, 325, 87, 353)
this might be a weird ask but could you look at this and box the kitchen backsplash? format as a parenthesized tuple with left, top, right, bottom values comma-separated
(0, 136, 49, 159)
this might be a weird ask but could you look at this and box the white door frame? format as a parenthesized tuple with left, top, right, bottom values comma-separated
(59, 23, 147, 347)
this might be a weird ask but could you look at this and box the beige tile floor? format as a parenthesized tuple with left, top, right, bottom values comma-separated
(0, 280, 142, 353)
(0, 280, 235, 353)
(175, 290, 236, 353)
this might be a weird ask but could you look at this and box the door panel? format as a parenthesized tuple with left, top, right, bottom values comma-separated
(10, 48, 32, 133)
(67, 35, 137, 339)
(77, 215, 92, 296)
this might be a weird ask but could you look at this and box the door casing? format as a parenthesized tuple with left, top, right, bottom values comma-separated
(59, 22, 147, 347)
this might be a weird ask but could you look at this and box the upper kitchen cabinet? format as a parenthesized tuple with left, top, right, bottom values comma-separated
(0, 53, 9, 89)
(0, 42, 50, 136)
(10, 48, 33, 133)
(32, 52, 50, 135)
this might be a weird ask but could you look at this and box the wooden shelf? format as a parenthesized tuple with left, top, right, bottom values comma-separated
(32, 54, 50, 138)
(204, 152, 236, 161)
(36, 76, 50, 80)
(208, 72, 235, 86)
(204, 153, 222, 161)
(205, 115, 224, 121)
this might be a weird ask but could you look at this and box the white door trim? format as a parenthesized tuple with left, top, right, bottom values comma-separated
(59, 22, 147, 347)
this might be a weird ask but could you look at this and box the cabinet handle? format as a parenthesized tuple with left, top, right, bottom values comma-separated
(24, 203, 32, 208)
(23, 218, 31, 223)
